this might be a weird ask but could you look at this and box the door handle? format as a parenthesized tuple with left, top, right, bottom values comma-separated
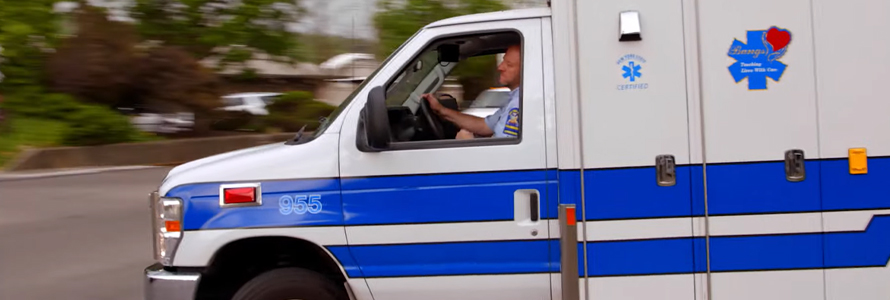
(785, 149, 806, 182)
(656, 154, 676, 187)
(514, 189, 540, 224)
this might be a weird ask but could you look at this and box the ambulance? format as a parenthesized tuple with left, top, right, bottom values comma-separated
(143, 0, 890, 299)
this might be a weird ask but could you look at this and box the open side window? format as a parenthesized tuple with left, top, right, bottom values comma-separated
(357, 30, 524, 152)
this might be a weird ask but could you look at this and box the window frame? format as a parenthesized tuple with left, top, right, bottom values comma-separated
(369, 28, 527, 152)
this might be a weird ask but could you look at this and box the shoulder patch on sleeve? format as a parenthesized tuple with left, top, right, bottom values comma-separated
(502, 107, 520, 136)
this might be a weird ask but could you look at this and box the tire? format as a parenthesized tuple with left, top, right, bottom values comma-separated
(231, 267, 347, 300)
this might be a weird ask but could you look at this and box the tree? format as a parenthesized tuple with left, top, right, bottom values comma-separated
(0, 0, 62, 94)
(131, 45, 222, 135)
(47, 4, 139, 107)
(130, 0, 307, 71)
(45, 4, 224, 136)
(373, 0, 508, 100)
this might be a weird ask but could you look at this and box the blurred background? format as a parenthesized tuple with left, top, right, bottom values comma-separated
(0, 0, 548, 168)
(1, 2, 551, 299)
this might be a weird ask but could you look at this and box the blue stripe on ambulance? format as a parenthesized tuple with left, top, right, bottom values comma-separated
(331, 215, 890, 278)
(170, 178, 343, 230)
(341, 169, 557, 225)
(171, 158, 890, 229)
(166, 157, 890, 277)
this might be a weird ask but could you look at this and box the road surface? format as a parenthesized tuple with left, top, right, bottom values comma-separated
(0, 167, 172, 300)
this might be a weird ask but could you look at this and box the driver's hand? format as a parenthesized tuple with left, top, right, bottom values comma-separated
(422, 93, 444, 114)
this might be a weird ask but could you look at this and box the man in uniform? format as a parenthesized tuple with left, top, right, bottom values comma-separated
(422, 43, 522, 139)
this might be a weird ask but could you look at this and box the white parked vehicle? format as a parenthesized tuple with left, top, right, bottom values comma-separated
(461, 87, 511, 118)
(144, 1, 890, 300)
(218, 92, 282, 116)
(121, 108, 194, 134)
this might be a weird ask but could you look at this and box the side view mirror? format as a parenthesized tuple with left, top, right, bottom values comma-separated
(356, 86, 391, 152)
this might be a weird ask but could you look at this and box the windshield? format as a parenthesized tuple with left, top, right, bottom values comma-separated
(310, 30, 422, 138)
(384, 50, 444, 108)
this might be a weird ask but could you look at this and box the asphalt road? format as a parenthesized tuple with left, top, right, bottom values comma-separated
(0, 167, 173, 300)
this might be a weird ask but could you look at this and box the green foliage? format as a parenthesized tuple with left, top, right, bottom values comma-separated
(0, 0, 62, 92)
(47, 5, 223, 124)
(131, 0, 307, 69)
(60, 103, 142, 146)
(2, 89, 82, 120)
(264, 91, 335, 132)
(373, 0, 508, 59)
(0, 89, 146, 148)
(452, 54, 500, 101)
(211, 111, 257, 132)
(373, 0, 508, 100)
(0, 117, 68, 168)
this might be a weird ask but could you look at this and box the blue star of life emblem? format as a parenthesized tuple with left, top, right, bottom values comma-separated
(728, 26, 792, 90)
(616, 54, 648, 91)
(622, 61, 642, 82)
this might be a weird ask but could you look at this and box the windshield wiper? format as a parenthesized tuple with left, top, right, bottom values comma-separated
(286, 117, 329, 145)
(286, 124, 308, 144)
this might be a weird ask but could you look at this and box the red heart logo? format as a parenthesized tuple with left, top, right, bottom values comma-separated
(766, 27, 791, 51)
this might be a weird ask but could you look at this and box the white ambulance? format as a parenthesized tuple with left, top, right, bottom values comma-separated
(143, 0, 890, 299)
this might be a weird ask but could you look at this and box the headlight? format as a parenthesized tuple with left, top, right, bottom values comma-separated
(150, 191, 182, 266)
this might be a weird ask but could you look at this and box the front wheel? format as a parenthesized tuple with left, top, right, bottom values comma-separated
(231, 267, 347, 300)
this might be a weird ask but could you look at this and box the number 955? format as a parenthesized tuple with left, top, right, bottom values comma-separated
(279, 195, 322, 215)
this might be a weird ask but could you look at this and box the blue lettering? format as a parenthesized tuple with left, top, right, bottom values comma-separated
(616, 83, 649, 90)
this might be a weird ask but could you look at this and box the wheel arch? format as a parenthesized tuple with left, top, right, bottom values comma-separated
(194, 236, 351, 299)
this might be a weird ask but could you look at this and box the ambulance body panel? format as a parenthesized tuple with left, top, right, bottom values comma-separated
(143, 1, 890, 299)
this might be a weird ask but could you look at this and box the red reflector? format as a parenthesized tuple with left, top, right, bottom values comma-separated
(566, 207, 576, 226)
(224, 187, 256, 204)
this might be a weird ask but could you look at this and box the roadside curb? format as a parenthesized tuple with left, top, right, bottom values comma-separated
(4, 132, 295, 172)
(0, 165, 164, 182)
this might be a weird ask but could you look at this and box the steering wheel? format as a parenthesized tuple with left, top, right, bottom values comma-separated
(419, 94, 447, 139)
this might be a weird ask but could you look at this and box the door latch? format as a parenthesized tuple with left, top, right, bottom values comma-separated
(656, 154, 676, 187)
(785, 149, 806, 182)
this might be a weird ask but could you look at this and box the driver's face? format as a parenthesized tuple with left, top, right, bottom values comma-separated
(497, 45, 521, 90)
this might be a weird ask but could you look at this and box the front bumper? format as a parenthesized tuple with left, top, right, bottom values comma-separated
(144, 263, 201, 300)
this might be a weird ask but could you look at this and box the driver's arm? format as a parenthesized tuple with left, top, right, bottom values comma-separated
(423, 94, 494, 137)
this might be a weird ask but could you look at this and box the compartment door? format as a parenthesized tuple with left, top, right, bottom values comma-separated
(697, 1, 825, 299)
(572, 0, 698, 299)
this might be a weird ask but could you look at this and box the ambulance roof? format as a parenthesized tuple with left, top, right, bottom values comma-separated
(426, 7, 552, 29)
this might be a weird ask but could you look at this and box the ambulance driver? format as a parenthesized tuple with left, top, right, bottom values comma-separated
(422, 43, 522, 140)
